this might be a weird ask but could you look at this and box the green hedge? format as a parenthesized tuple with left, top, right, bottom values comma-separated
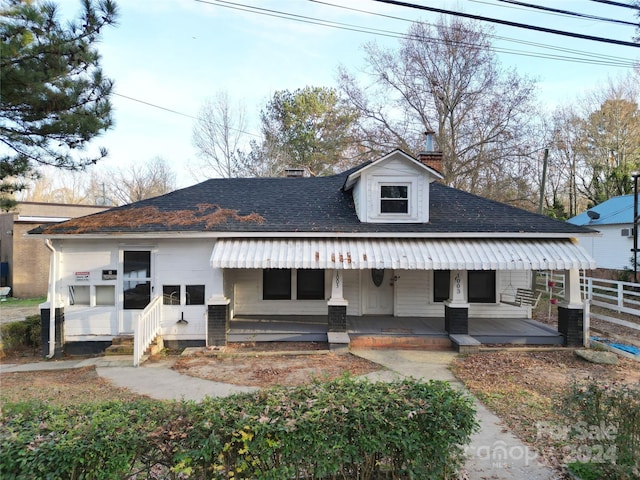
(564, 379, 640, 480)
(0, 375, 478, 479)
(0, 315, 41, 354)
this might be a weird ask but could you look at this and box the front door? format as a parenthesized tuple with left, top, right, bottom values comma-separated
(363, 269, 394, 315)
(119, 250, 154, 334)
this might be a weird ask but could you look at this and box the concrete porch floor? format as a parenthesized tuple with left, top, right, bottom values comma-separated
(228, 315, 564, 346)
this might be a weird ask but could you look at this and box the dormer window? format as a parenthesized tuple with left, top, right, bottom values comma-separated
(380, 184, 409, 214)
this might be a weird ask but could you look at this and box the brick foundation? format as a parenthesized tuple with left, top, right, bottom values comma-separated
(328, 305, 347, 332)
(444, 305, 469, 335)
(558, 306, 584, 347)
(207, 303, 229, 346)
(40, 307, 64, 358)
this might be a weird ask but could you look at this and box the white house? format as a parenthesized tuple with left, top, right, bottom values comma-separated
(32, 149, 596, 359)
(568, 195, 636, 272)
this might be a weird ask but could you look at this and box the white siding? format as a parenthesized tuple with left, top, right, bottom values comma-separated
(349, 152, 432, 224)
(575, 226, 633, 270)
(395, 270, 430, 316)
(233, 269, 329, 316)
(57, 238, 216, 342)
(343, 270, 361, 316)
(155, 240, 212, 341)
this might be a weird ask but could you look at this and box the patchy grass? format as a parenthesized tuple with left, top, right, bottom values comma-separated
(0, 367, 145, 408)
(0, 296, 46, 308)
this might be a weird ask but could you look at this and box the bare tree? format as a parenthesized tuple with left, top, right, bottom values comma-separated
(87, 157, 177, 206)
(192, 91, 248, 178)
(544, 73, 640, 215)
(18, 168, 91, 204)
(339, 17, 539, 206)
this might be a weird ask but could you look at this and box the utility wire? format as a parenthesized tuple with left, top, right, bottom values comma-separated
(589, 0, 640, 10)
(112, 93, 261, 138)
(496, 0, 639, 26)
(201, 0, 636, 67)
(371, 0, 640, 47)
(113, 93, 197, 120)
(311, 0, 636, 67)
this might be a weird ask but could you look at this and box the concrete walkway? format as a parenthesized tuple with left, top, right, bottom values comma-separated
(1, 351, 559, 479)
(353, 350, 559, 480)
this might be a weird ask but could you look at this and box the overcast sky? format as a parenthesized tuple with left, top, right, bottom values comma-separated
(53, 0, 639, 188)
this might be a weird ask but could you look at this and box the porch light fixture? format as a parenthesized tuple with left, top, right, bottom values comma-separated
(177, 311, 189, 325)
(632, 170, 640, 282)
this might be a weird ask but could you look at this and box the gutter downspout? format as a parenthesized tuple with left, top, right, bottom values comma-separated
(45, 239, 57, 358)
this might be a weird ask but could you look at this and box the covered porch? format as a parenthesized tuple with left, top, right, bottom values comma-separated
(206, 237, 595, 350)
(227, 315, 564, 348)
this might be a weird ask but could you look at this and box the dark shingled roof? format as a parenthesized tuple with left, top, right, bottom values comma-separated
(35, 164, 593, 236)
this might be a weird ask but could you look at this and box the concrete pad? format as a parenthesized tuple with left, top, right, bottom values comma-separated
(0, 359, 85, 373)
(96, 362, 258, 401)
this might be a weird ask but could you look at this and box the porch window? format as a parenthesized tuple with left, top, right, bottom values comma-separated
(433, 270, 450, 302)
(263, 269, 291, 300)
(297, 269, 325, 300)
(123, 251, 151, 309)
(69, 285, 90, 306)
(96, 285, 115, 306)
(380, 185, 409, 214)
(163, 285, 181, 305)
(186, 285, 205, 305)
(468, 271, 496, 303)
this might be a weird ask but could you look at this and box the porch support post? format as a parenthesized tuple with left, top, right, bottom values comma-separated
(207, 268, 229, 346)
(328, 270, 348, 332)
(558, 268, 585, 346)
(444, 270, 470, 335)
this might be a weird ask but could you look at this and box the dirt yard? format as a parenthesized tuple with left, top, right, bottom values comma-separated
(451, 349, 640, 472)
(171, 343, 383, 388)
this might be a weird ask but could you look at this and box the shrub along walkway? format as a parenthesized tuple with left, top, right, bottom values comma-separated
(1, 351, 559, 479)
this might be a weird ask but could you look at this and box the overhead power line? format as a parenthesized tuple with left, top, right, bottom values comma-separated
(311, 0, 636, 67)
(200, 0, 637, 67)
(496, 0, 639, 26)
(371, 0, 640, 47)
(112, 92, 261, 138)
(589, 0, 640, 10)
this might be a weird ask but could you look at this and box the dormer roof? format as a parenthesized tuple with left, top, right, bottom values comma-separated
(343, 149, 443, 191)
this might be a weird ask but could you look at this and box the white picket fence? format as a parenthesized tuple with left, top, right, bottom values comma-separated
(535, 271, 640, 333)
(133, 295, 163, 367)
(582, 277, 640, 333)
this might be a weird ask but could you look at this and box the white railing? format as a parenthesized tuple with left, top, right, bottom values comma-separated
(582, 277, 640, 332)
(133, 295, 163, 367)
(535, 271, 640, 333)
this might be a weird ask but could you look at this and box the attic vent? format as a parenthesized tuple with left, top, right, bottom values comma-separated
(284, 167, 305, 178)
(621, 228, 634, 238)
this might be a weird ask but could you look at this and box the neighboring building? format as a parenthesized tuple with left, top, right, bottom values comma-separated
(568, 195, 636, 272)
(0, 202, 109, 298)
(31, 149, 596, 358)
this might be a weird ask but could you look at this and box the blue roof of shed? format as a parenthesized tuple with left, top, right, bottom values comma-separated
(568, 195, 634, 226)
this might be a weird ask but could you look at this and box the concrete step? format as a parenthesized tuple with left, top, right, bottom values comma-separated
(105, 344, 133, 356)
(104, 336, 163, 357)
(111, 335, 134, 346)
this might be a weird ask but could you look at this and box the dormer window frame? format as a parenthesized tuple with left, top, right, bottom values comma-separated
(380, 185, 409, 214)
(374, 176, 418, 222)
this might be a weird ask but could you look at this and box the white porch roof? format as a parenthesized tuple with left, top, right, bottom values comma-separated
(210, 238, 596, 270)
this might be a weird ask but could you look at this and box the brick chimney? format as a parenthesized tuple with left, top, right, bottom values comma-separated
(417, 131, 443, 174)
